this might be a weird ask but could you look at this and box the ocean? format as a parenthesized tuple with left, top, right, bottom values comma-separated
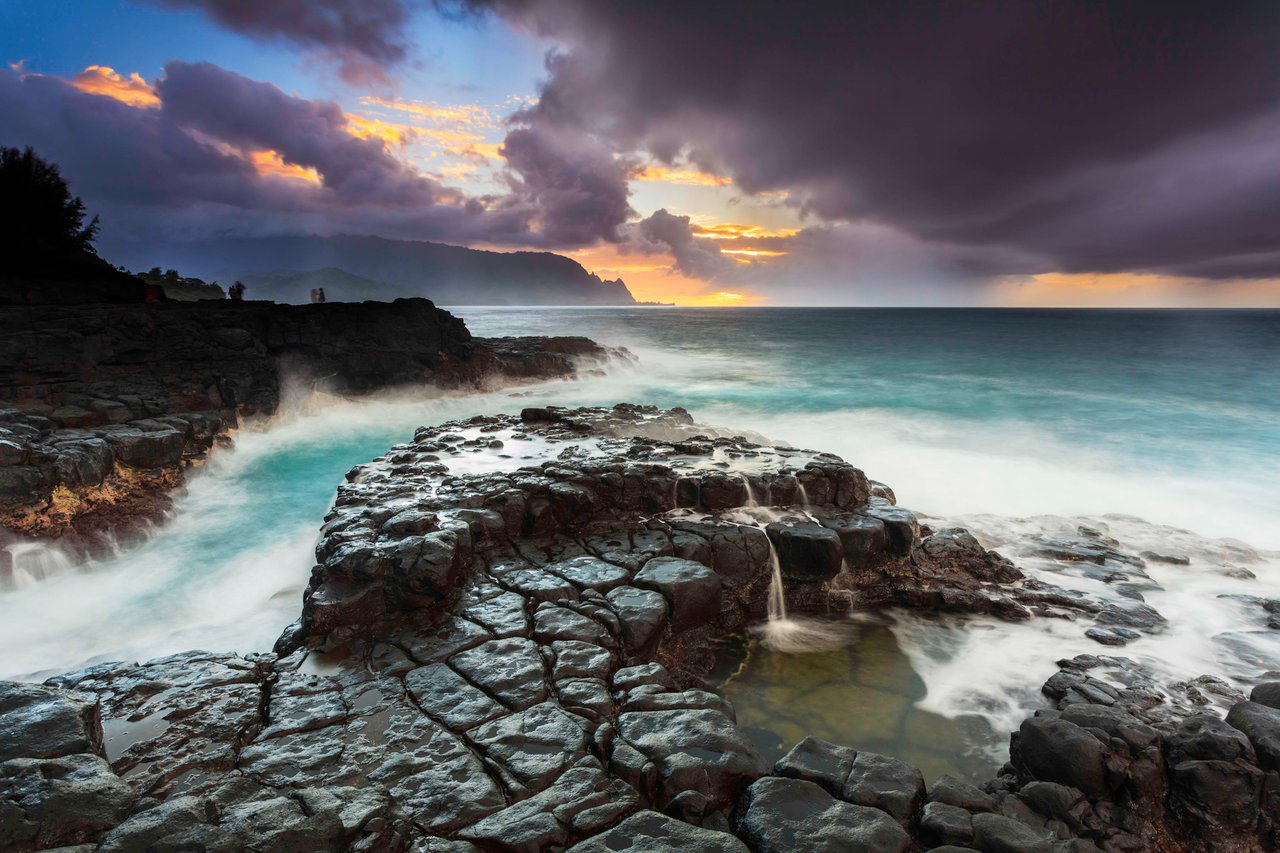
(3, 307, 1277, 775)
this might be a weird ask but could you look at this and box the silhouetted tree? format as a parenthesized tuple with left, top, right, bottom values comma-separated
(0, 147, 154, 304)
(0, 146, 100, 260)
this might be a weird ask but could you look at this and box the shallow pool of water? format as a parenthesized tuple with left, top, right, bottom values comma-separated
(710, 615, 1005, 783)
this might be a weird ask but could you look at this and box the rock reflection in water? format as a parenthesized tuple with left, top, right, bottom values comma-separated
(712, 616, 1003, 783)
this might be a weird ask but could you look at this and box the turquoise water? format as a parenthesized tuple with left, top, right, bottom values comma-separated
(458, 308, 1280, 545)
(2, 307, 1277, 692)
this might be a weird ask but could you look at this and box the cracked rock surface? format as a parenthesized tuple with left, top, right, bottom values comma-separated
(3, 404, 1277, 851)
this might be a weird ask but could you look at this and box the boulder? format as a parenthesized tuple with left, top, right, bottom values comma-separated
(774, 736, 857, 795)
(1226, 701, 1280, 771)
(735, 777, 910, 853)
(617, 708, 764, 810)
(632, 557, 721, 632)
(918, 801, 975, 848)
(567, 809, 748, 852)
(766, 522, 844, 582)
(841, 751, 925, 828)
(1014, 716, 1111, 799)
(0, 682, 102, 761)
(0, 754, 135, 851)
(971, 812, 1054, 853)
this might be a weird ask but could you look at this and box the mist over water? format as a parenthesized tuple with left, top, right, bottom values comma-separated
(2, 307, 1277, 751)
(459, 307, 1280, 547)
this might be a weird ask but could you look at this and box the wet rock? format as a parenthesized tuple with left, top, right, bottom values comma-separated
(533, 603, 613, 646)
(611, 663, 676, 693)
(96, 796, 220, 853)
(766, 522, 843, 582)
(566, 809, 749, 852)
(449, 637, 548, 710)
(735, 777, 910, 852)
(543, 556, 632, 593)
(467, 702, 589, 791)
(1169, 757, 1262, 833)
(1013, 715, 1111, 799)
(970, 812, 1054, 853)
(1139, 550, 1190, 565)
(606, 586, 669, 655)
(918, 801, 974, 848)
(633, 557, 721, 632)
(862, 505, 919, 556)
(819, 513, 890, 566)
(457, 759, 635, 851)
(405, 663, 505, 732)
(1250, 681, 1280, 710)
(0, 683, 102, 761)
(617, 709, 764, 810)
(1226, 701, 1280, 770)
(841, 751, 925, 828)
(0, 754, 135, 851)
(218, 795, 345, 851)
(773, 735, 857, 795)
(1168, 714, 1251, 764)
(927, 773, 996, 812)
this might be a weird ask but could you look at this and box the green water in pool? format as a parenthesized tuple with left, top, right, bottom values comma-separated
(709, 617, 1005, 784)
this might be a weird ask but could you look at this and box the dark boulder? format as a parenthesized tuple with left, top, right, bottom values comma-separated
(735, 776, 910, 853)
(0, 682, 103, 761)
(766, 522, 844, 582)
(841, 751, 926, 829)
(566, 809, 749, 852)
(773, 736, 857, 795)
(1013, 715, 1111, 799)
(1226, 701, 1280, 771)
(633, 557, 721, 633)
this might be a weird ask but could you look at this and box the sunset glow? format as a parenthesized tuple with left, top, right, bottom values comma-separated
(69, 65, 159, 108)
(633, 165, 732, 187)
(248, 150, 322, 184)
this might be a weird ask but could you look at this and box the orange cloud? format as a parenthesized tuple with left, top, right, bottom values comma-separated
(69, 65, 159, 108)
(560, 244, 767, 305)
(248, 150, 322, 184)
(345, 114, 418, 147)
(721, 248, 787, 258)
(633, 164, 732, 187)
(692, 223, 799, 240)
(360, 96, 495, 128)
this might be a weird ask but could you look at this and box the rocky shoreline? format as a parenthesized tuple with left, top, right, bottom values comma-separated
(0, 298, 626, 558)
(2, 404, 1276, 851)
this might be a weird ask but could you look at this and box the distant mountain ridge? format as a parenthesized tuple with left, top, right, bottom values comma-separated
(101, 234, 636, 305)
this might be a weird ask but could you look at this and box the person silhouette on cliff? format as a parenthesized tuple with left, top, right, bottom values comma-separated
(229, 281, 245, 301)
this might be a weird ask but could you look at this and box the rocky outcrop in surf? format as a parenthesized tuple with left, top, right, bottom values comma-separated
(4, 404, 1272, 851)
(0, 299, 627, 554)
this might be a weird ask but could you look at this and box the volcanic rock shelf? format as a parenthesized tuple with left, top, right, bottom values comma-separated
(0, 298, 625, 552)
(2, 405, 1278, 851)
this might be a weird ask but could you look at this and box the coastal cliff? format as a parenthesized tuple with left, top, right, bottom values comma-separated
(2, 405, 1274, 852)
(0, 299, 626, 553)
(103, 234, 639, 306)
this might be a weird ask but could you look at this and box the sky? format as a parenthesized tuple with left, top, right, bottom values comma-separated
(2, 1, 1279, 306)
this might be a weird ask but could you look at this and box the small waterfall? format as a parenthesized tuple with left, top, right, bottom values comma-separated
(739, 474, 759, 508)
(1, 542, 76, 591)
(753, 518, 852, 654)
(766, 535, 787, 621)
(795, 479, 810, 508)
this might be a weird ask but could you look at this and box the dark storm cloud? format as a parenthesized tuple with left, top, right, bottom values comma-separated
(149, 0, 416, 84)
(156, 61, 449, 205)
(476, 0, 1280, 278)
(0, 63, 538, 247)
(499, 120, 634, 246)
(629, 209, 734, 279)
